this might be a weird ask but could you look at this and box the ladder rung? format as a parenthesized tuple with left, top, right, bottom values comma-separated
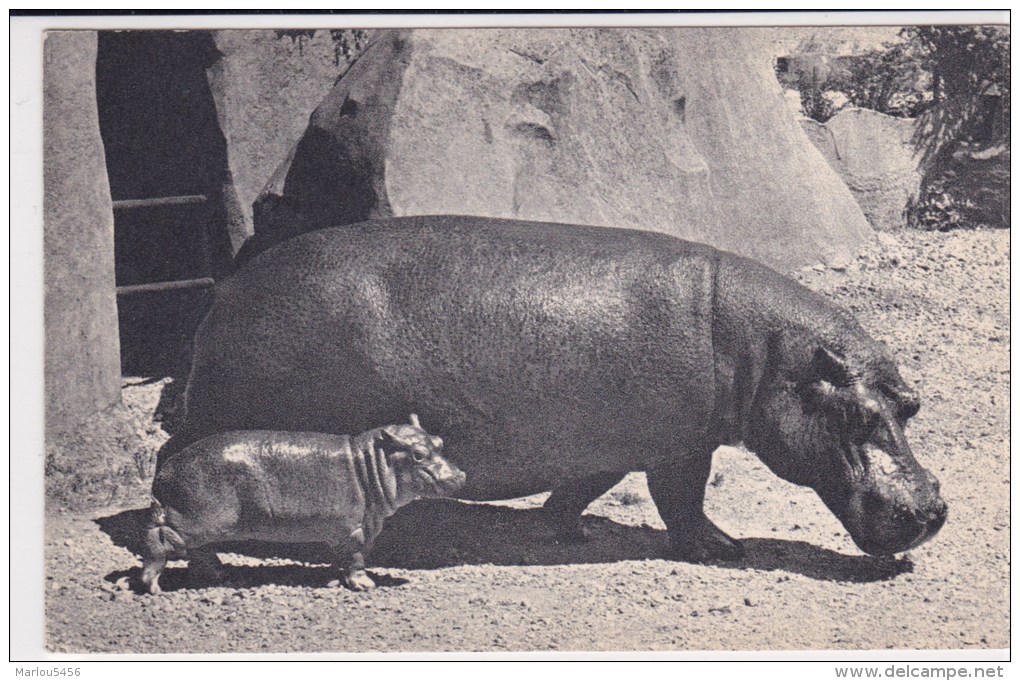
(116, 277, 215, 296)
(112, 195, 207, 210)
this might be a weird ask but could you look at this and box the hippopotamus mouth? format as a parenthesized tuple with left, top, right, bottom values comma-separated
(418, 467, 467, 497)
(839, 487, 948, 557)
(819, 451, 948, 557)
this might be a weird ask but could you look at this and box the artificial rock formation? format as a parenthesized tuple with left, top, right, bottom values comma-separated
(252, 28, 873, 271)
(801, 108, 921, 231)
(44, 31, 121, 436)
(208, 30, 354, 250)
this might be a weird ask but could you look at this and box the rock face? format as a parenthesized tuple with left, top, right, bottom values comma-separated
(207, 30, 355, 251)
(252, 28, 873, 271)
(801, 108, 921, 231)
(44, 31, 121, 436)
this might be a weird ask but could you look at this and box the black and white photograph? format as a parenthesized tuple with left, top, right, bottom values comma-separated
(13, 10, 1010, 663)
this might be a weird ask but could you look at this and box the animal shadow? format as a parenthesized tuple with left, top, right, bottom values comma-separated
(95, 509, 406, 592)
(374, 500, 912, 583)
(95, 501, 911, 587)
(103, 565, 407, 594)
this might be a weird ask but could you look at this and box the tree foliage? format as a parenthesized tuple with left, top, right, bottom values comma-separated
(787, 25, 1009, 227)
(834, 41, 929, 117)
(274, 29, 369, 66)
(903, 26, 1010, 224)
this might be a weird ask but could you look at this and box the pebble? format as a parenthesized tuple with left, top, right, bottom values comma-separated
(876, 232, 901, 249)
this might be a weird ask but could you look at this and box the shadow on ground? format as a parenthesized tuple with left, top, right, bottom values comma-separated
(102, 563, 409, 593)
(96, 499, 911, 589)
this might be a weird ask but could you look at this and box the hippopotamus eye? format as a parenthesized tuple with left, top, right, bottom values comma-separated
(411, 449, 428, 462)
(879, 383, 920, 420)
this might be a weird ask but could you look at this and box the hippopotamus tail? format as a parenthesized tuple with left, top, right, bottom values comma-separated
(146, 497, 187, 555)
(144, 497, 182, 546)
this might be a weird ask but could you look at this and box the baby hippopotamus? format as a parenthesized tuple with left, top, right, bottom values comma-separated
(140, 415, 465, 593)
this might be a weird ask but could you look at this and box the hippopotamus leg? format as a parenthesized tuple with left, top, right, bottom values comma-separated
(186, 546, 226, 587)
(333, 527, 376, 591)
(543, 472, 628, 541)
(139, 527, 172, 595)
(646, 447, 744, 562)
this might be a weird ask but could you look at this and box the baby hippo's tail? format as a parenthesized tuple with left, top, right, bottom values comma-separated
(147, 497, 187, 555)
(140, 497, 187, 594)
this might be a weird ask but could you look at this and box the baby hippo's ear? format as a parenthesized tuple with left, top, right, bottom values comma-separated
(377, 425, 414, 451)
(377, 418, 440, 454)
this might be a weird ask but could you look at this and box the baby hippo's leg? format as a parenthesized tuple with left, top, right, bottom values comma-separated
(336, 527, 375, 591)
(140, 526, 174, 595)
(187, 545, 226, 587)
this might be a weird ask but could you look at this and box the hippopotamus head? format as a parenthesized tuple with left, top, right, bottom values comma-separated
(379, 414, 467, 500)
(747, 338, 947, 556)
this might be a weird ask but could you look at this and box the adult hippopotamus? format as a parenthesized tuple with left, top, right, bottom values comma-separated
(164, 215, 947, 561)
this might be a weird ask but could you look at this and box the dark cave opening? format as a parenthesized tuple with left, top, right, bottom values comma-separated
(96, 30, 235, 377)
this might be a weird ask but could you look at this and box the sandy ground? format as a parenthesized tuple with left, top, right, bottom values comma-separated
(44, 228, 1009, 654)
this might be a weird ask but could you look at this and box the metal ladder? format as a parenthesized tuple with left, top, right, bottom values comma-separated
(112, 193, 216, 297)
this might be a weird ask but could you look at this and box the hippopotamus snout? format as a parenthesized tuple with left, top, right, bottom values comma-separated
(843, 458, 947, 556)
(426, 456, 467, 496)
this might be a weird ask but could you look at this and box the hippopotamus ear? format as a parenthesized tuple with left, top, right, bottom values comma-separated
(810, 346, 854, 387)
(377, 425, 413, 451)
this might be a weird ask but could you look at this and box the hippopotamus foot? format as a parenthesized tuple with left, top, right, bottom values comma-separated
(543, 511, 592, 543)
(543, 472, 628, 542)
(647, 452, 743, 562)
(667, 517, 744, 563)
(336, 530, 379, 591)
(344, 569, 377, 591)
(186, 547, 225, 587)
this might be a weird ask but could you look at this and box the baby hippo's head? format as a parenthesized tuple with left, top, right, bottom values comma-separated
(377, 414, 466, 500)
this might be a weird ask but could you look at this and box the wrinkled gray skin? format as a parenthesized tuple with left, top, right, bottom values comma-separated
(142, 420, 465, 593)
(165, 216, 947, 561)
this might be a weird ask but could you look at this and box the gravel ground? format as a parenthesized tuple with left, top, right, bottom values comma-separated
(44, 228, 1010, 654)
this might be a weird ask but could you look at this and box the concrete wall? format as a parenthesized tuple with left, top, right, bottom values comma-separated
(44, 31, 121, 437)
